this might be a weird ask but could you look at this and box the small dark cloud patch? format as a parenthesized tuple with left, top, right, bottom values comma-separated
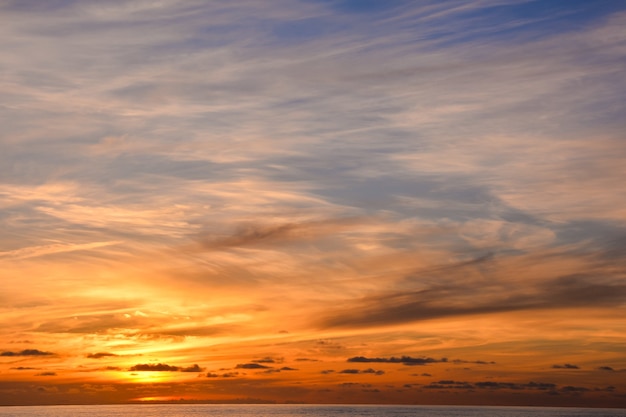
(561, 386, 590, 392)
(338, 368, 384, 375)
(205, 371, 240, 378)
(362, 368, 385, 375)
(236, 363, 271, 369)
(129, 363, 180, 372)
(552, 363, 579, 369)
(35, 372, 57, 376)
(474, 381, 557, 391)
(424, 380, 474, 390)
(87, 352, 118, 359)
(452, 359, 495, 365)
(598, 366, 614, 371)
(104, 366, 122, 371)
(280, 367, 298, 371)
(1, 349, 54, 356)
(295, 358, 319, 362)
(348, 356, 447, 366)
(252, 357, 282, 364)
(10, 367, 38, 370)
(181, 364, 204, 372)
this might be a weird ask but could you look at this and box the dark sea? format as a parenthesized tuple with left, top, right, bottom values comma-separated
(0, 405, 625, 417)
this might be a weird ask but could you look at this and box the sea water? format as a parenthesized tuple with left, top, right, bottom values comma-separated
(0, 405, 625, 417)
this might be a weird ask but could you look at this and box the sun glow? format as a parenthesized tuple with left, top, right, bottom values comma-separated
(133, 396, 188, 402)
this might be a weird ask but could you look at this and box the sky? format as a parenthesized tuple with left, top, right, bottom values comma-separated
(1, 0, 626, 408)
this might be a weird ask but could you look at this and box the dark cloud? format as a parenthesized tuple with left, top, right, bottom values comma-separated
(198, 223, 300, 250)
(181, 364, 204, 372)
(362, 368, 385, 375)
(424, 380, 474, 390)
(261, 366, 299, 374)
(561, 386, 590, 392)
(475, 381, 557, 391)
(235, 363, 271, 369)
(35, 372, 57, 376)
(127, 363, 204, 372)
(205, 371, 241, 378)
(552, 363, 579, 369)
(0, 349, 53, 356)
(196, 218, 362, 251)
(452, 359, 495, 365)
(319, 273, 626, 328)
(338, 368, 384, 375)
(422, 380, 561, 392)
(295, 358, 319, 362)
(129, 363, 180, 372)
(10, 367, 39, 370)
(598, 366, 614, 371)
(87, 352, 118, 359)
(252, 357, 282, 364)
(348, 356, 447, 366)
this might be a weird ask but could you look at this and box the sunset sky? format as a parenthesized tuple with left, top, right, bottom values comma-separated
(1, 0, 626, 408)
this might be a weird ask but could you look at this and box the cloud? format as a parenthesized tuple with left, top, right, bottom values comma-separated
(1, 0, 625, 408)
(35, 372, 57, 376)
(127, 363, 204, 373)
(552, 364, 580, 369)
(86, 352, 118, 359)
(129, 363, 180, 372)
(348, 356, 447, 366)
(235, 363, 271, 369)
(252, 357, 283, 364)
(319, 273, 626, 328)
(423, 380, 558, 391)
(0, 241, 122, 260)
(0, 349, 53, 356)
(474, 381, 557, 391)
(206, 371, 241, 378)
(452, 359, 495, 365)
(194, 217, 363, 251)
(180, 364, 204, 372)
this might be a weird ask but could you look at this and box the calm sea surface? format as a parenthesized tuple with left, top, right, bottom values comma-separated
(0, 405, 625, 417)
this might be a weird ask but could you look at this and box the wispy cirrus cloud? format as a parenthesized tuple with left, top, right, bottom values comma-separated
(1, 0, 625, 407)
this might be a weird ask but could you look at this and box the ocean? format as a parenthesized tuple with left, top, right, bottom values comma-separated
(0, 405, 624, 417)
